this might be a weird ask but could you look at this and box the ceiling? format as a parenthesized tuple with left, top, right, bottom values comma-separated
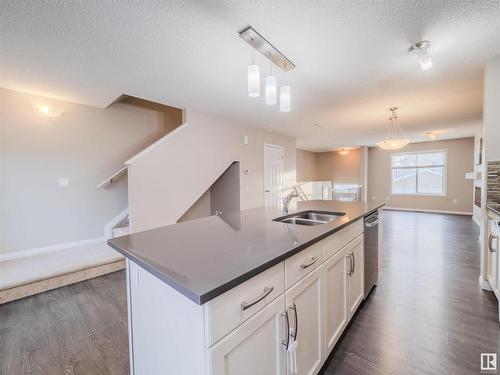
(1, 1, 499, 151)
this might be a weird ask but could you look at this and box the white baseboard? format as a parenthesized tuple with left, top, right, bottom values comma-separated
(383, 207, 473, 216)
(479, 275, 493, 291)
(0, 237, 106, 262)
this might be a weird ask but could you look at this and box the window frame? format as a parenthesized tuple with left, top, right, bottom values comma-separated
(390, 149, 447, 197)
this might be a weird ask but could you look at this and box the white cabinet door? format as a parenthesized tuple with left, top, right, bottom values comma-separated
(487, 220, 499, 291)
(209, 296, 286, 375)
(347, 236, 364, 317)
(285, 268, 324, 375)
(323, 248, 348, 354)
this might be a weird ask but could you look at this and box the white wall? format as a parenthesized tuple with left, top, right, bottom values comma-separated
(0, 88, 180, 254)
(484, 55, 500, 162)
(128, 109, 297, 233)
(481, 55, 500, 284)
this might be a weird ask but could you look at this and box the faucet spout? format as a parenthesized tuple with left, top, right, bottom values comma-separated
(282, 187, 299, 215)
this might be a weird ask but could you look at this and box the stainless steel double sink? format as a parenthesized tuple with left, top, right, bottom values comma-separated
(274, 210, 346, 226)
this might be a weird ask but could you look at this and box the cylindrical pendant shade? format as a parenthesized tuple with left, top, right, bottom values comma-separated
(265, 75, 277, 105)
(279, 85, 291, 112)
(248, 64, 260, 98)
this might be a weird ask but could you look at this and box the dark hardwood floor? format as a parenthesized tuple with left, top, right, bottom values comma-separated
(324, 211, 500, 375)
(0, 271, 129, 375)
(1, 211, 499, 374)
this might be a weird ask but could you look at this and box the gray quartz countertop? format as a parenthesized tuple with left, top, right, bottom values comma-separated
(488, 203, 500, 216)
(108, 200, 384, 304)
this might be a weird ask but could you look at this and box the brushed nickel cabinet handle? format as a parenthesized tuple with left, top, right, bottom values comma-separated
(290, 303, 298, 342)
(241, 287, 274, 311)
(346, 254, 352, 276)
(281, 310, 290, 349)
(300, 256, 319, 270)
(351, 252, 356, 274)
(489, 234, 498, 253)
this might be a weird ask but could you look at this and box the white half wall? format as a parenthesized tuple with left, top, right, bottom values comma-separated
(127, 109, 297, 233)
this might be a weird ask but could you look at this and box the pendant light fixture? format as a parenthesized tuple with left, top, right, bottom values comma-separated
(247, 38, 260, 98)
(265, 54, 277, 105)
(280, 62, 291, 112)
(409, 41, 432, 71)
(239, 26, 295, 111)
(376, 107, 410, 151)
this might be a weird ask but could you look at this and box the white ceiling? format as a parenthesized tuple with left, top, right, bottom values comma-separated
(1, 1, 499, 151)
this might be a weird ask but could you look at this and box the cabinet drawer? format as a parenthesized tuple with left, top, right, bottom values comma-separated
(285, 241, 323, 289)
(324, 219, 363, 260)
(204, 262, 285, 347)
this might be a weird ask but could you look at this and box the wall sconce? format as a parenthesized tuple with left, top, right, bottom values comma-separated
(35, 105, 63, 119)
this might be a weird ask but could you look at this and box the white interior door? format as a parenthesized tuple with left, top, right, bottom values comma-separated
(264, 144, 284, 207)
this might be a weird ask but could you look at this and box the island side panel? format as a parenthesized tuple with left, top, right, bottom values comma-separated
(127, 260, 208, 375)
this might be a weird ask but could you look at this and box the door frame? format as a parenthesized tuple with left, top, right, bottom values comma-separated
(263, 143, 285, 207)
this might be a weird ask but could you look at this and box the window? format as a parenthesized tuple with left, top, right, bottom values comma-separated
(333, 183, 361, 201)
(391, 150, 446, 195)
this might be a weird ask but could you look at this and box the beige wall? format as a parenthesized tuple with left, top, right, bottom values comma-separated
(368, 138, 474, 213)
(316, 148, 364, 184)
(296, 149, 318, 182)
(128, 109, 297, 233)
(0, 88, 181, 254)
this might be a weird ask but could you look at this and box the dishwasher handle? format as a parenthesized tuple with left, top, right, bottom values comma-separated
(365, 217, 381, 228)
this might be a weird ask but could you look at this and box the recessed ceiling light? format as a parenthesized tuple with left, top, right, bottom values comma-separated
(409, 41, 433, 71)
(425, 131, 437, 140)
(337, 148, 349, 156)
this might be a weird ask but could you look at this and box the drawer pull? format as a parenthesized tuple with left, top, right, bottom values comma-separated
(241, 287, 274, 311)
(300, 256, 319, 270)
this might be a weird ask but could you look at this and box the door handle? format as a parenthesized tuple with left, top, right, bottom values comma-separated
(241, 287, 274, 311)
(281, 310, 290, 349)
(351, 252, 356, 274)
(289, 303, 298, 342)
(300, 256, 319, 270)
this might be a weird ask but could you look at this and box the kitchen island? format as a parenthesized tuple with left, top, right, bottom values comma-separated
(109, 200, 384, 375)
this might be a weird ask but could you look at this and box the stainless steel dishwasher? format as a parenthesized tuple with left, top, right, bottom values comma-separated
(364, 211, 381, 298)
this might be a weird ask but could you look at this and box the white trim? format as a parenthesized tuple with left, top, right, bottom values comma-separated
(479, 275, 493, 291)
(125, 122, 189, 165)
(0, 237, 106, 262)
(383, 206, 473, 216)
(104, 207, 129, 238)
